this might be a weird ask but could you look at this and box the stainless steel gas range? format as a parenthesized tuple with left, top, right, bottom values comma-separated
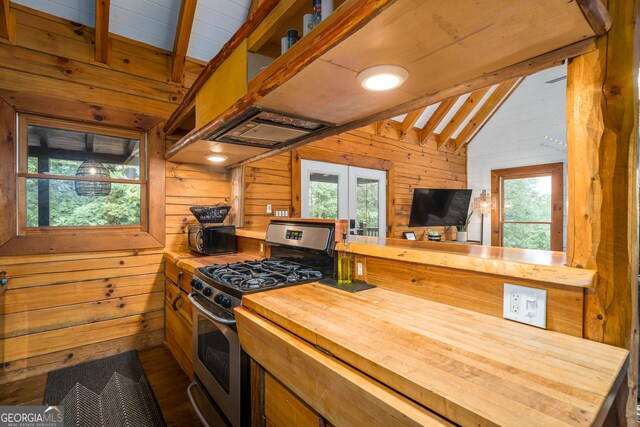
(186, 219, 335, 427)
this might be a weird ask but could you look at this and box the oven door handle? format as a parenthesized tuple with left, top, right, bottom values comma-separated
(188, 293, 236, 326)
(187, 381, 211, 427)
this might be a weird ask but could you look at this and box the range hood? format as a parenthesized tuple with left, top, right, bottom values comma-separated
(210, 107, 333, 149)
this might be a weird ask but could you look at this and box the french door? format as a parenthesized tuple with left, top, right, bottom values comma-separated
(301, 160, 386, 236)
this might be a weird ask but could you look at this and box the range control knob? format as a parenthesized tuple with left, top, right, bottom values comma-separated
(191, 279, 203, 290)
(213, 294, 223, 304)
(221, 297, 232, 309)
(203, 287, 213, 297)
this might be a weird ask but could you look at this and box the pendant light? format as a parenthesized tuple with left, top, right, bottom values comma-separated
(75, 159, 111, 196)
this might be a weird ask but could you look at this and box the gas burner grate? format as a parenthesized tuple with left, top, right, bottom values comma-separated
(198, 258, 325, 291)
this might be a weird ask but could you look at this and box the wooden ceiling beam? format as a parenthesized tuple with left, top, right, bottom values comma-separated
(437, 87, 490, 148)
(374, 120, 388, 135)
(248, 0, 262, 16)
(454, 77, 524, 152)
(400, 107, 426, 141)
(95, 0, 110, 63)
(0, 0, 14, 42)
(171, 0, 198, 83)
(418, 98, 457, 146)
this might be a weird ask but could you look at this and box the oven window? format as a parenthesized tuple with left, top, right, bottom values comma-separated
(197, 317, 231, 393)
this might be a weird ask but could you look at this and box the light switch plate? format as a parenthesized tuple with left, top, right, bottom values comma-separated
(266, 204, 272, 214)
(503, 283, 547, 328)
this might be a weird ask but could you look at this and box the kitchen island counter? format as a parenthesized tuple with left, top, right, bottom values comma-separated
(237, 283, 628, 427)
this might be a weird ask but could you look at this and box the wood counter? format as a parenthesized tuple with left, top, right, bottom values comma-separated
(339, 236, 596, 288)
(232, 229, 595, 288)
(239, 284, 628, 427)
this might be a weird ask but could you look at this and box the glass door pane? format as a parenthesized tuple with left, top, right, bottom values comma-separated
(308, 173, 340, 219)
(348, 167, 386, 237)
(502, 175, 552, 249)
(503, 176, 551, 222)
(502, 223, 551, 250)
(301, 160, 348, 219)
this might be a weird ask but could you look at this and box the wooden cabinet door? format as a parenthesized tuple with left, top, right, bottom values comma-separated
(265, 373, 321, 427)
(165, 279, 193, 379)
(165, 260, 194, 293)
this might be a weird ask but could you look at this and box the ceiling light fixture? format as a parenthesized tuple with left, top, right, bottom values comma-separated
(206, 154, 228, 163)
(357, 65, 409, 91)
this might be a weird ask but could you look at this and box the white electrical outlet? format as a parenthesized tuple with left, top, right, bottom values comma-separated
(510, 293, 520, 313)
(266, 204, 272, 214)
(357, 262, 363, 276)
(503, 283, 547, 328)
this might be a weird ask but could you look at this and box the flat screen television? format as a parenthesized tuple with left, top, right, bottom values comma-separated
(408, 188, 472, 227)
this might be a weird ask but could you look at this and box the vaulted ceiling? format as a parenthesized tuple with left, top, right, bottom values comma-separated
(12, 0, 251, 62)
(379, 78, 524, 153)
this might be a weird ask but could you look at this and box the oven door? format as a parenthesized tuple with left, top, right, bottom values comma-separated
(189, 293, 242, 427)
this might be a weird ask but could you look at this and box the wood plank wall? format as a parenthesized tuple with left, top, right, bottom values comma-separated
(244, 123, 468, 237)
(0, 4, 214, 384)
(165, 161, 231, 252)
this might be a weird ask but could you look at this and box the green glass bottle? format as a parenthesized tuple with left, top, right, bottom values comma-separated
(337, 232, 352, 285)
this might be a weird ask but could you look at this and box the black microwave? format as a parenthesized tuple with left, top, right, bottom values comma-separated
(188, 225, 237, 255)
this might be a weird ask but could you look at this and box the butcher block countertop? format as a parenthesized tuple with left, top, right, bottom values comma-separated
(233, 227, 595, 288)
(240, 283, 629, 427)
(339, 235, 596, 288)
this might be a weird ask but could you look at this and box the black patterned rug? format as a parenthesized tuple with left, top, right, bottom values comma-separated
(43, 351, 166, 427)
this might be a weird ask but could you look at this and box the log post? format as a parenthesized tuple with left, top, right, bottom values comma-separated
(566, 0, 638, 424)
(230, 166, 245, 227)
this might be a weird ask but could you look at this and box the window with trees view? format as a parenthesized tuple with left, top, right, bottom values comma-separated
(491, 163, 563, 251)
(19, 116, 145, 229)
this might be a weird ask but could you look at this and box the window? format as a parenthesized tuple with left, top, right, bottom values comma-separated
(20, 116, 145, 229)
(0, 102, 165, 255)
(491, 163, 563, 251)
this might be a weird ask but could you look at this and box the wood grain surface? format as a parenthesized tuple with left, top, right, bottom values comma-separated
(340, 235, 595, 288)
(241, 284, 629, 426)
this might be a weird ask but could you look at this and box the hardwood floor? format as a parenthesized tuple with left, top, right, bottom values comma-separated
(0, 345, 202, 427)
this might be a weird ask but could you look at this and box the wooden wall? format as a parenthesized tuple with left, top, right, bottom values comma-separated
(165, 161, 231, 252)
(244, 123, 468, 237)
(0, 4, 219, 384)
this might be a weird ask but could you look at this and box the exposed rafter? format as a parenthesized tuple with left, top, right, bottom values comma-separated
(454, 77, 524, 152)
(375, 76, 526, 152)
(95, 0, 110, 63)
(419, 98, 457, 146)
(0, 0, 13, 42)
(374, 120, 388, 135)
(171, 0, 198, 83)
(248, 0, 264, 16)
(437, 87, 490, 147)
(400, 107, 425, 141)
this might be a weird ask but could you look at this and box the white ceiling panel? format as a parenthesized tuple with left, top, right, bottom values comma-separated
(110, 0, 181, 52)
(390, 114, 407, 123)
(188, 0, 250, 61)
(13, 0, 95, 26)
(414, 103, 441, 129)
(14, 0, 251, 63)
(434, 94, 469, 134)
(450, 85, 497, 139)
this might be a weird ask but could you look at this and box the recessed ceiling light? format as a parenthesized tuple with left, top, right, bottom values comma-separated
(206, 154, 228, 163)
(357, 65, 409, 91)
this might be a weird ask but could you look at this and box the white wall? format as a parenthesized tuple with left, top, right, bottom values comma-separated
(467, 65, 568, 249)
